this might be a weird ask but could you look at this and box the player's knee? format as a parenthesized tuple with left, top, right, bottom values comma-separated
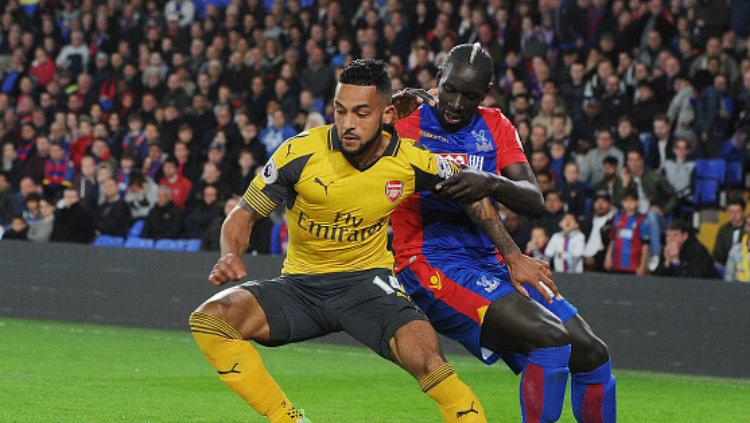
(532, 320, 570, 349)
(577, 336, 610, 368)
(193, 298, 231, 321)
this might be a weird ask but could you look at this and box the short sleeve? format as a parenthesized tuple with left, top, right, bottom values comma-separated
(242, 143, 312, 217)
(411, 152, 462, 193)
(479, 108, 527, 173)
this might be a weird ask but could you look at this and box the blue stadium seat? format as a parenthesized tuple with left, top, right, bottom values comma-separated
(694, 159, 726, 181)
(694, 179, 721, 207)
(726, 161, 743, 187)
(182, 239, 202, 252)
(93, 235, 125, 248)
(128, 220, 145, 237)
(154, 239, 183, 251)
(124, 237, 154, 249)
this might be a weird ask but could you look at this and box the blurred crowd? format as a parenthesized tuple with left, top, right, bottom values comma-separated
(0, 0, 748, 281)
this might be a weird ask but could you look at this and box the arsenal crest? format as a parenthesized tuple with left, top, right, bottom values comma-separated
(385, 180, 404, 202)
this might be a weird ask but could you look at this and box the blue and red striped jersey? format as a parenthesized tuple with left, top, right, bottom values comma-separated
(43, 158, 74, 188)
(608, 212, 651, 272)
(392, 105, 527, 270)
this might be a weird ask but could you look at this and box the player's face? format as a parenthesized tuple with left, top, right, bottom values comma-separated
(437, 64, 490, 131)
(333, 83, 393, 156)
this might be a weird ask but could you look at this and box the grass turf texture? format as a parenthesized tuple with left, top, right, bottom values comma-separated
(1, 318, 748, 422)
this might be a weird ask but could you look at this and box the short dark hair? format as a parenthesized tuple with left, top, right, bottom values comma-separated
(339, 59, 391, 99)
(667, 219, 691, 234)
(621, 187, 639, 200)
(603, 156, 618, 166)
(727, 198, 746, 210)
(163, 156, 178, 167)
(444, 43, 494, 80)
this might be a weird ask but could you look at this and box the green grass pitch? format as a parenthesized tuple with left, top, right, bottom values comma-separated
(1, 318, 748, 422)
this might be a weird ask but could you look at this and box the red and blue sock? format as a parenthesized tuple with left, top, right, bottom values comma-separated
(571, 359, 616, 423)
(520, 345, 571, 423)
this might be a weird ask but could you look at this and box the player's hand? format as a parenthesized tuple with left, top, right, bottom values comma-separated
(434, 167, 494, 203)
(504, 251, 558, 303)
(391, 88, 438, 120)
(208, 253, 248, 286)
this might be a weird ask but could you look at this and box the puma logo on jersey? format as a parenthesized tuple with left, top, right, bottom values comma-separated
(314, 177, 332, 195)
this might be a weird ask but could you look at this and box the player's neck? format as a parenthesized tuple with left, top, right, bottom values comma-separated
(349, 135, 389, 169)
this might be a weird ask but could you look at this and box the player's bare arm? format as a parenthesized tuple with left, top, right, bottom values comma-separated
(209, 199, 262, 286)
(461, 198, 558, 303)
(435, 163, 546, 218)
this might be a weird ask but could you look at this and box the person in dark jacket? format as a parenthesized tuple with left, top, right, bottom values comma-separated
(2, 215, 29, 240)
(142, 186, 182, 239)
(654, 220, 719, 278)
(183, 184, 222, 239)
(95, 178, 132, 237)
(713, 199, 746, 265)
(51, 188, 96, 243)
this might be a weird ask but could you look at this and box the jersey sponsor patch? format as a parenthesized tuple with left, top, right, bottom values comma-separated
(385, 180, 404, 202)
(261, 159, 278, 184)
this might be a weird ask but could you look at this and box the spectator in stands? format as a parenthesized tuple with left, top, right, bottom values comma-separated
(724, 215, 750, 283)
(159, 157, 192, 211)
(2, 215, 29, 240)
(662, 138, 695, 217)
(2, 143, 23, 187)
(525, 226, 550, 261)
(644, 115, 675, 170)
(42, 142, 74, 199)
(124, 171, 158, 220)
(227, 148, 259, 196)
(696, 73, 733, 156)
(605, 188, 650, 275)
(502, 207, 531, 254)
(260, 109, 297, 156)
(299, 46, 335, 101)
(183, 184, 222, 239)
(580, 128, 623, 186)
(203, 196, 239, 251)
(713, 199, 746, 266)
(667, 73, 697, 145)
(536, 191, 565, 241)
(73, 156, 99, 212)
(545, 212, 586, 273)
(582, 191, 617, 271)
(560, 161, 586, 218)
(22, 193, 42, 225)
(95, 178, 132, 237)
(27, 197, 55, 242)
(615, 116, 642, 154)
(615, 149, 678, 261)
(0, 172, 14, 226)
(142, 186, 182, 240)
(51, 188, 96, 243)
(654, 220, 719, 278)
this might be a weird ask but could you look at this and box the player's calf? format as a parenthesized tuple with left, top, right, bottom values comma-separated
(189, 289, 304, 423)
(390, 321, 488, 423)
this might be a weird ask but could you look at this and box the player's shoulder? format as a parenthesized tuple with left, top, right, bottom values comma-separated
(272, 125, 331, 165)
(477, 106, 513, 129)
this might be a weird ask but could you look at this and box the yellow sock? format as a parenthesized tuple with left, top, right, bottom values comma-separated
(189, 312, 301, 423)
(420, 364, 487, 423)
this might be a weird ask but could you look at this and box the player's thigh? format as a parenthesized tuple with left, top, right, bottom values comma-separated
(480, 292, 570, 354)
(333, 268, 429, 363)
(194, 286, 271, 342)
(241, 276, 333, 347)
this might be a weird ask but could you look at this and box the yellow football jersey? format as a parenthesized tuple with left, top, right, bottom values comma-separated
(242, 124, 459, 275)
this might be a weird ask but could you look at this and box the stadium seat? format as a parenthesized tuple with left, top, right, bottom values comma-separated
(154, 239, 182, 251)
(93, 235, 125, 248)
(124, 237, 155, 249)
(182, 239, 202, 252)
(694, 159, 726, 181)
(128, 220, 145, 237)
(694, 179, 721, 207)
(726, 161, 743, 187)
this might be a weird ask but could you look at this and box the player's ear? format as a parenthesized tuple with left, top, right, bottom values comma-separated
(485, 81, 494, 96)
(382, 104, 396, 125)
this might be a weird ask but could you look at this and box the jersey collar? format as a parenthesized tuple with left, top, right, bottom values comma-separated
(327, 124, 401, 169)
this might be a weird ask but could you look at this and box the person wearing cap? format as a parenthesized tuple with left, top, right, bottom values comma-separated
(582, 190, 617, 271)
(604, 187, 651, 275)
